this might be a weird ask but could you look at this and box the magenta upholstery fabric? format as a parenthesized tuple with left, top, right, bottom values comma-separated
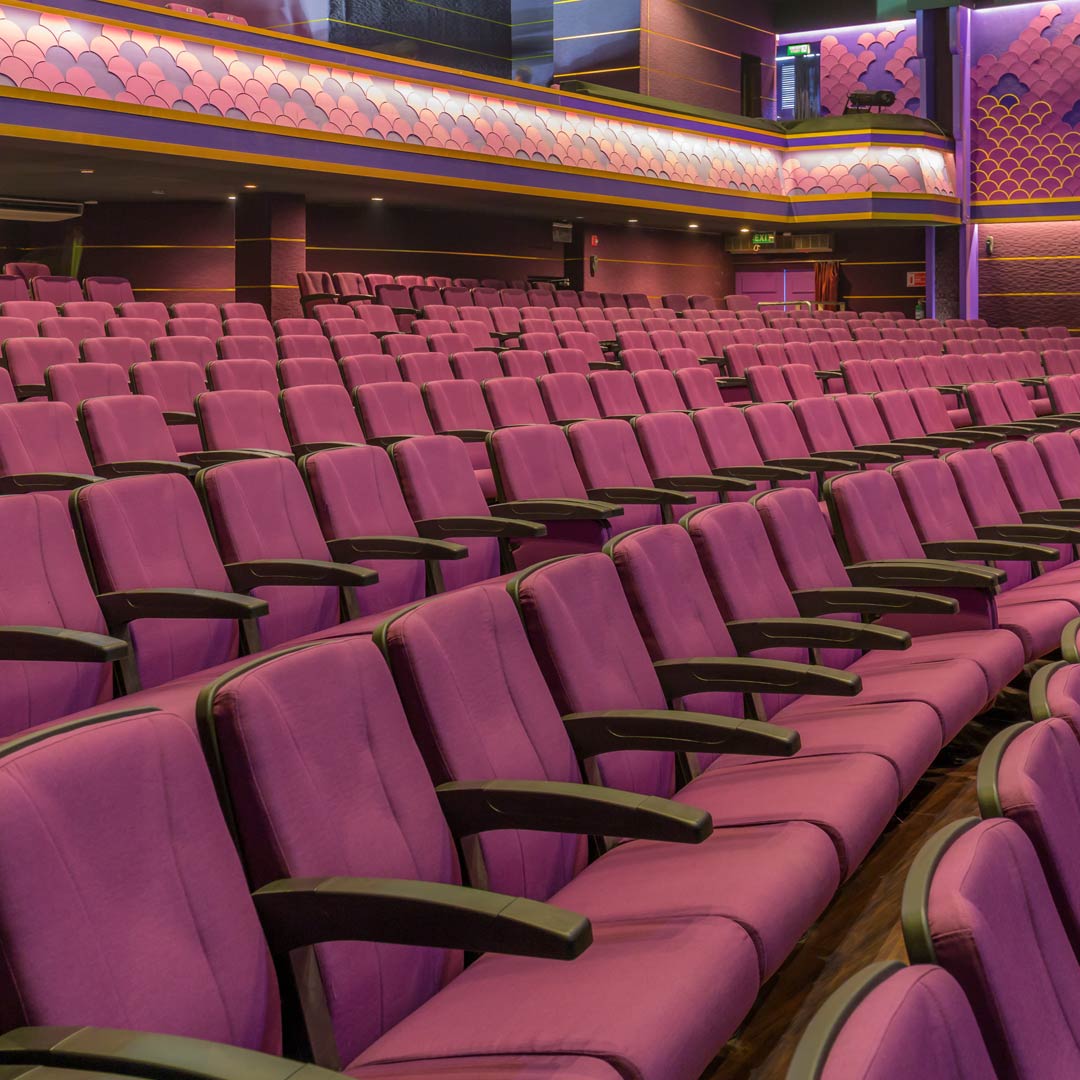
(152, 334, 217, 366)
(130, 360, 205, 454)
(81, 335, 151, 367)
(3, 336, 77, 390)
(218, 335, 278, 363)
(390, 435, 502, 591)
(421, 379, 495, 498)
(0, 400, 94, 480)
(588, 370, 645, 417)
(355, 382, 435, 440)
(924, 818, 1080, 1077)
(0, 493, 114, 731)
(206, 360, 279, 394)
(277, 334, 335, 360)
(199, 457, 343, 647)
(302, 446, 428, 615)
(282, 384, 366, 449)
(80, 394, 183, 467)
(633, 412, 720, 519)
(818, 966, 996, 1080)
(0, 710, 282, 1050)
(278, 357, 344, 389)
(484, 377, 549, 427)
(40, 316, 105, 346)
(73, 472, 240, 688)
(197, 389, 292, 454)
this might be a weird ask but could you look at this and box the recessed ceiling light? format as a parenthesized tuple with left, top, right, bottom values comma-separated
(739, 226, 750, 233)
(575, 215, 584, 220)
(627, 218, 638, 223)
(371, 196, 384, 202)
(151, 189, 165, 195)
(80, 168, 94, 175)
(227, 195, 237, 201)
(243, 183, 257, 190)
(688, 223, 699, 229)
(85, 200, 98, 205)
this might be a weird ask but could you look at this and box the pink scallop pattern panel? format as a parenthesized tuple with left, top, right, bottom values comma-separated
(972, 3, 1080, 201)
(0, 4, 954, 200)
(818, 24, 921, 118)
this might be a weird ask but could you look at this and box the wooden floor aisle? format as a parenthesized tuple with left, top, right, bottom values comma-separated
(704, 711, 1013, 1079)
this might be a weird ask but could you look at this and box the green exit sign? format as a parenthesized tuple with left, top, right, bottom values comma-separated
(784, 43, 813, 56)
(752, 231, 776, 245)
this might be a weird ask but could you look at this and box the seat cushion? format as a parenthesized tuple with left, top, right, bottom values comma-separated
(550, 821, 839, 980)
(682, 752, 899, 879)
(350, 1056, 623, 1079)
(354, 915, 760, 1080)
(995, 595, 1078, 659)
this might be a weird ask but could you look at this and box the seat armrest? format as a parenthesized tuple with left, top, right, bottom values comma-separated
(327, 535, 468, 562)
(97, 588, 269, 630)
(957, 424, 1017, 438)
(436, 779, 712, 846)
(488, 498, 622, 522)
(713, 464, 811, 481)
(162, 410, 198, 425)
(415, 515, 547, 539)
(225, 559, 379, 591)
(811, 447, 901, 464)
(726, 617, 911, 653)
(390, 305, 418, 315)
(562, 709, 799, 759)
(339, 292, 374, 304)
(586, 485, 696, 506)
(923, 537, 1060, 561)
(1060, 497, 1080, 510)
(291, 440, 365, 456)
(94, 460, 199, 479)
(253, 876, 590, 962)
(0, 627, 129, 663)
(181, 449, 281, 467)
(438, 428, 492, 443)
(791, 586, 958, 617)
(901, 432, 976, 448)
(652, 474, 755, 493)
(0, 472, 99, 494)
(587, 360, 619, 370)
(366, 434, 415, 449)
(845, 559, 1005, 591)
(764, 455, 857, 475)
(856, 440, 939, 456)
(715, 376, 747, 389)
(1018, 509, 1080, 527)
(975, 522, 1080, 544)
(654, 656, 861, 699)
(0, 1026, 340, 1080)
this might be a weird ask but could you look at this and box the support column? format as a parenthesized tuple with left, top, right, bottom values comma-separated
(234, 192, 306, 320)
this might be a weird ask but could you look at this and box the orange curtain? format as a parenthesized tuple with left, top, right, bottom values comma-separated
(815, 260, 841, 309)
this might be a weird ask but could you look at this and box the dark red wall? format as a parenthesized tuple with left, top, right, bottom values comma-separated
(979, 222, 1080, 331)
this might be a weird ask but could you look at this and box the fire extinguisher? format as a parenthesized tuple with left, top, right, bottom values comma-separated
(915, 298, 925, 321)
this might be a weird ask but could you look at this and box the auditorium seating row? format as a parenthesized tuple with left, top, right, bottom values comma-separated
(789, 612, 1080, 1079)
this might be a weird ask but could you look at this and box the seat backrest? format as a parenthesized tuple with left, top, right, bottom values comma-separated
(79, 394, 181, 470)
(72, 473, 241, 687)
(301, 445, 427, 614)
(589, 369, 645, 418)
(202, 636, 466, 1064)
(488, 423, 588, 501)
(538, 372, 600, 423)
(966, 382, 1011, 426)
(152, 334, 217, 366)
(632, 411, 719, 519)
(221, 302, 268, 321)
(674, 366, 724, 409)
(281, 384, 365, 452)
(222, 318, 275, 340)
(545, 347, 589, 376)
(790, 963, 997, 1080)
(743, 401, 814, 463)
(339, 354, 400, 391)
(991, 438, 1062, 515)
(0, 398, 94, 480)
(380, 585, 590, 899)
(312, 303, 355, 327)
(500, 348, 547, 379)
(45, 362, 130, 409)
(277, 334, 334, 360)
(354, 381, 434, 439)
(206, 358, 278, 393)
(635, 368, 687, 412)
(998, 379, 1037, 422)
(106, 316, 162, 345)
(0, 275, 29, 304)
(274, 318, 321, 337)
(130, 360, 206, 453)
(218, 334, 278, 363)
(755, 486, 852, 592)
(619, 347, 664, 373)
(0, 709, 283, 1048)
(825, 468, 927, 562)
(793, 397, 857, 455)
(171, 303, 222, 325)
(81, 335, 150, 368)
(197, 457, 343, 647)
(423, 378, 494, 437)
(890, 456, 980, 544)
(169, 317, 223, 341)
(116, 301, 169, 326)
(3, 336, 78, 392)
(834, 391, 892, 446)
(1033, 431, 1080, 501)
(449, 350, 501, 381)
(659, 347, 702, 373)
(982, 717, 1080, 961)
(331, 332, 383, 361)
(399, 350, 453, 384)
(30, 275, 82, 304)
(277, 356, 344, 389)
(905, 818, 1080, 1078)
(39, 316, 104, 346)
(746, 364, 791, 403)
(197, 389, 292, 453)
(784, 363, 824, 400)
(909, 386, 960, 434)
(0, 316, 36, 341)
(483, 375, 549, 427)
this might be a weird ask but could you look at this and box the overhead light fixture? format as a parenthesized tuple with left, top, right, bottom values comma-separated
(739, 226, 750, 233)
(371, 196, 384, 202)
(243, 183, 257, 190)
(80, 169, 94, 175)
(227, 195, 237, 201)
(627, 218, 639, 223)
(151, 189, 165, 195)
(688, 223, 699, 229)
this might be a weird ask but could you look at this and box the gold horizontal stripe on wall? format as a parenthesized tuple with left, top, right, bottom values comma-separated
(844, 260, 926, 266)
(980, 291, 1080, 297)
(83, 244, 234, 249)
(235, 237, 305, 243)
(133, 286, 232, 292)
(978, 254, 1080, 262)
(306, 246, 562, 260)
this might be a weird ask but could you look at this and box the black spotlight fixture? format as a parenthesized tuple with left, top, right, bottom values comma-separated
(844, 89, 896, 113)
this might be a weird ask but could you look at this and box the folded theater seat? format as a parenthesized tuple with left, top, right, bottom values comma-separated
(825, 467, 1077, 661)
(787, 962, 997, 1079)
(380, 586, 852, 990)
(901, 815, 1080, 1077)
(0, 692, 622, 1080)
